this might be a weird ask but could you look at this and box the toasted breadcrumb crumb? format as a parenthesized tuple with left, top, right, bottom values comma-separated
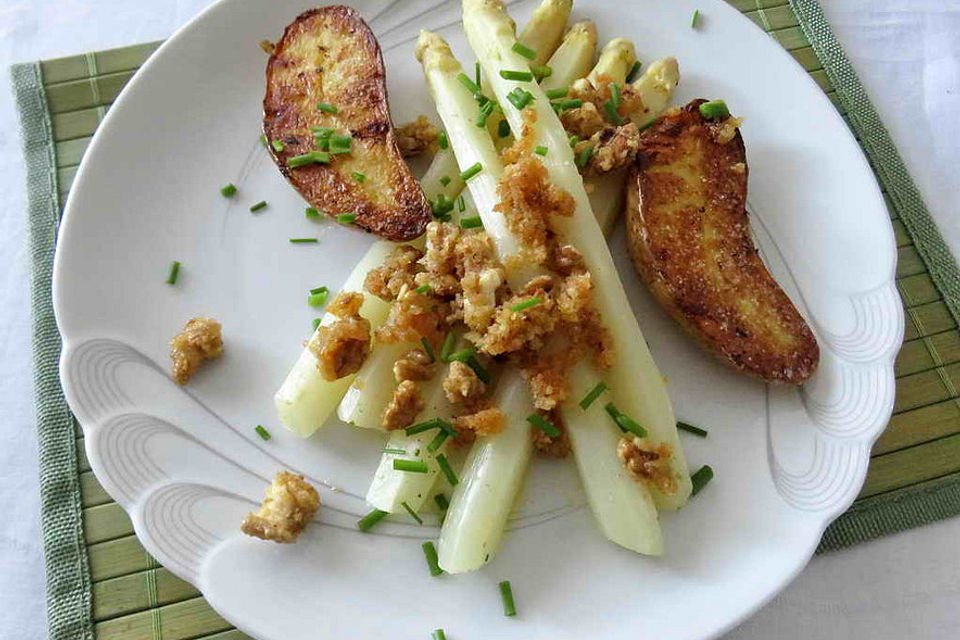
(259, 40, 276, 55)
(327, 291, 365, 318)
(461, 268, 504, 333)
(560, 101, 607, 139)
(364, 245, 424, 301)
(241, 471, 320, 543)
(169, 317, 223, 385)
(617, 436, 678, 495)
(395, 116, 439, 157)
(443, 360, 486, 404)
(478, 284, 558, 355)
(455, 407, 505, 437)
(375, 289, 447, 345)
(308, 292, 371, 381)
(500, 109, 538, 166)
(381, 379, 424, 430)
(549, 244, 587, 276)
(393, 348, 434, 383)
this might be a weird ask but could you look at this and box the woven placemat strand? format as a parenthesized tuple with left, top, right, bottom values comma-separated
(10, 1, 960, 638)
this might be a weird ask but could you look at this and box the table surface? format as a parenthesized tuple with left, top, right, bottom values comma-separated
(1, 1, 958, 638)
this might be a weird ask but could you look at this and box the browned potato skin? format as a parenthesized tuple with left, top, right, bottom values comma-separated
(626, 99, 819, 384)
(264, 6, 431, 241)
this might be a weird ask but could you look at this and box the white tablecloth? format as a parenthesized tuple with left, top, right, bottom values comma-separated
(0, 1, 957, 638)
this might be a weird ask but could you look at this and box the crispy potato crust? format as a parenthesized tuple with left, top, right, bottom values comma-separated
(626, 99, 819, 384)
(263, 6, 430, 241)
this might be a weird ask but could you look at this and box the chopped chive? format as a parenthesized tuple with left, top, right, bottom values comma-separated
(576, 144, 594, 169)
(510, 296, 542, 312)
(545, 86, 568, 99)
(308, 290, 328, 307)
(627, 60, 642, 83)
(352, 171, 366, 183)
(699, 99, 730, 120)
(610, 82, 622, 108)
(448, 348, 475, 363)
(460, 216, 483, 229)
(422, 541, 443, 576)
(305, 206, 320, 218)
(287, 151, 330, 168)
(406, 419, 442, 435)
(220, 183, 237, 197)
(498, 580, 517, 616)
(316, 101, 339, 113)
(475, 61, 482, 89)
(677, 421, 709, 437)
(530, 64, 552, 80)
(434, 493, 449, 510)
(337, 212, 357, 224)
(506, 87, 534, 110)
(691, 465, 713, 495)
(431, 194, 455, 220)
(691, 9, 700, 28)
(357, 508, 388, 532)
(249, 200, 268, 212)
(165, 261, 181, 285)
(420, 337, 436, 362)
(438, 131, 449, 149)
(466, 356, 491, 383)
(271, 139, 284, 152)
(603, 99, 625, 125)
(579, 381, 608, 410)
(557, 98, 583, 110)
(289, 237, 318, 243)
(382, 447, 407, 455)
(511, 41, 537, 60)
(568, 134, 579, 147)
(401, 501, 423, 525)
(436, 454, 458, 486)
(459, 162, 483, 181)
(526, 413, 560, 437)
(604, 402, 647, 437)
(311, 126, 335, 136)
(312, 318, 322, 330)
(534, 145, 548, 156)
(427, 428, 449, 453)
(259, 134, 267, 147)
(415, 284, 433, 295)
(456, 195, 466, 212)
(500, 69, 534, 82)
(315, 137, 330, 151)
(457, 72, 481, 95)
(328, 133, 353, 154)
(440, 332, 457, 362)
(498, 119, 511, 138)
(310, 285, 329, 295)
(393, 459, 429, 473)
(432, 630, 448, 640)
(439, 175, 451, 186)
(476, 100, 495, 127)
(254, 425, 271, 441)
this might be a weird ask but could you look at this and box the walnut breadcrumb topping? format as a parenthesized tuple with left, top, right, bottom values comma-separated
(395, 116, 438, 157)
(581, 122, 641, 175)
(393, 348, 434, 383)
(616, 436, 678, 495)
(443, 360, 486, 405)
(455, 407, 505, 437)
(241, 471, 320, 543)
(478, 283, 558, 356)
(500, 108, 538, 166)
(375, 289, 447, 345)
(364, 245, 424, 301)
(308, 292, 371, 381)
(560, 101, 607, 139)
(169, 317, 223, 385)
(381, 379, 424, 430)
(460, 268, 504, 333)
(531, 410, 571, 457)
(328, 291, 365, 317)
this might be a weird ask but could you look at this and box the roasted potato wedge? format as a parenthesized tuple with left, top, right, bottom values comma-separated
(264, 6, 431, 241)
(626, 99, 818, 384)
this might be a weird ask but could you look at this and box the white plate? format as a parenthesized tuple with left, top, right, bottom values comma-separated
(54, 0, 902, 638)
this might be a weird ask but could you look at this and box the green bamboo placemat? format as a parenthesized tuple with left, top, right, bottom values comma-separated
(12, 1, 960, 638)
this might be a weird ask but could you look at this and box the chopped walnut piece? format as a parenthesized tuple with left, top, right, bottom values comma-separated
(309, 292, 371, 381)
(241, 471, 320, 543)
(522, 353, 570, 411)
(169, 317, 223, 385)
(443, 360, 486, 404)
(393, 348, 434, 383)
(375, 289, 446, 345)
(455, 407, 505, 437)
(381, 379, 424, 430)
(550, 244, 587, 276)
(395, 116, 438, 157)
(478, 284, 558, 355)
(364, 245, 424, 301)
(259, 40, 276, 55)
(584, 122, 641, 174)
(559, 101, 607, 139)
(531, 410, 571, 457)
(327, 291, 365, 318)
(461, 267, 504, 333)
(616, 436, 678, 495)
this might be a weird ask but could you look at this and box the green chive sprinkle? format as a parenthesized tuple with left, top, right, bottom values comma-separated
(603, 99, 625, 125)
(449, 349, 491, 383)
(438, 131, 449, 149)
(534, 145, 548, 156)
(440, 332, 457, 362)
(415, 284, 433, 295)
(427, 428, 449, 453)
(422, 541, 443, 576)
(220, 183, 237, 197)
(699, 99, 730, 120)
(507, 87, 534, 110)
(310, 285, 329, 295)
(545, 87, 568, 99)
(352, 171, 366, 183)
(317, 101, 339, 114)
(568, 134, 580, 147)
(431, 194, 455, 220)
(357, 508, 388, 532)
(432, 630, 448, 640)
(328, 133, 353, 154)
(610, 82, 622, 108)
(530, 64, 552, 80)
(500, 69, 534, 82)
(576, 144, 594, 169)
(456, 195, 466, 212)
(419, 338, 436, 364)
(289, 237, 318, 243)
(259, 134, 267, 147)
(579, 381, 608, 410)
(311, 126, 334, 136)
(448, 348, 475, 363)
(498, 119, 511, 138)
(401, 501, 423, 525)
(305, 206, 320, 218)
(691, 464, 713, 495)
(511, 41, 537, 60)
(308, 291, 328, 307)
(436, 454, 458, 486)
(627, 60, 642, 83)
(678, 421, 709, 437)
(498, 580, 517, 616)
(165, 261, 180, 285)
(254, 425, 271, 441)
(406, 419, 443, 436)
(477, 100, 496, 127)
(383, 447, 407, 455)
(271, 139, 284, 152)
(691, 9, 701, 28)
(312, 318, 322, 330)
(475, 61, 482, 89)
(604, 402, 647, 437)
(459, 162, 483, 181)
(457, 72, 481, 95)
(510, 296, 542, 312)
(557, 98, 583, 110)
(337, 212, 357, 224)
(287, 151, 330, 168)
(460, 216, 483, 229)
(249, 200, 268, 212)
(526, 413, 560, 437)
(434, 493, 450, 510)
(394, 459, 429, 473)
(439, 175, 451, 186)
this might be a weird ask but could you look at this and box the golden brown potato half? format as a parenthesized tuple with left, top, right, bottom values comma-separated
(626, 99, 819, 384)
(264, 6, 431, 242)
